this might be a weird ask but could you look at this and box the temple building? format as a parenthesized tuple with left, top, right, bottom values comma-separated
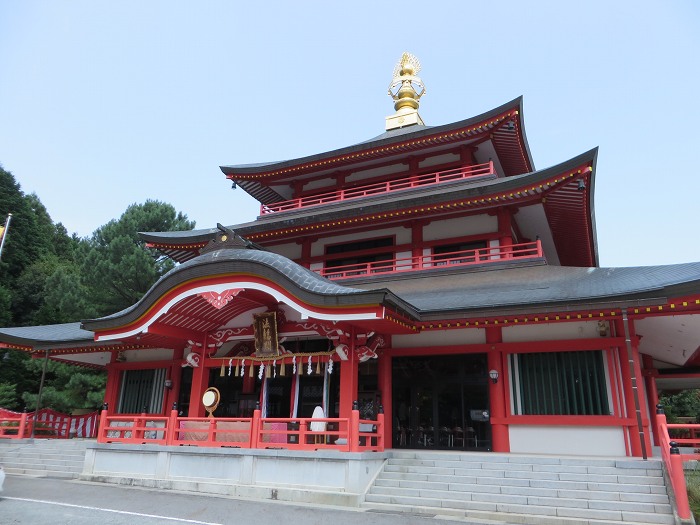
(2, 52, 700, 461)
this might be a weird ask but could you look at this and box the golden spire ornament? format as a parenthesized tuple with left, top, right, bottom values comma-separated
(386, 52, 426, 131)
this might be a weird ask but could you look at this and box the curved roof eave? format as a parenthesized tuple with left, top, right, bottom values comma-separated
(220, 97, 527, 178)
(393, 261, 700, 318)
(0, 322, 94, 349)
(82, 248, 419, 332)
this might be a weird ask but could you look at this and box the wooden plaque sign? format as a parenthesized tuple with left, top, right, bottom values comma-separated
(254, 311, 278, 357)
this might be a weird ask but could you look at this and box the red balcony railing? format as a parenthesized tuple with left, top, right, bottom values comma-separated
(317, 240, 543, 280)
(260, 161, 496, 215)
(97, 408, 385, 452)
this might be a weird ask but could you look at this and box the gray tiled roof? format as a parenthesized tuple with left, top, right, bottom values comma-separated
(83, 247, 416, 330)
(0, 322, 93, 346)
(220, 97, 529, 175)
(361, 261, 700, 317)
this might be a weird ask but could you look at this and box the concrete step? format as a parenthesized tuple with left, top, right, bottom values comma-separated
(364, 451, 674, 524)
(369, 485, 672, 514)
(363, 500, 675, 525)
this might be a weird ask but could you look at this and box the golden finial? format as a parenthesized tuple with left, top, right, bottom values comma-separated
(386, 52, 426, 131)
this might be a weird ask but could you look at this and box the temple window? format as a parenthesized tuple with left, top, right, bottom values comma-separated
(324, 236, 394, 275)
(509, 351, 610, 416)
(118, 368, 167, 414)
(433, 240, 488, 265)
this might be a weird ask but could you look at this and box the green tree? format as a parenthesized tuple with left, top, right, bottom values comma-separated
(21, 360, 106, 413)
(80, 199, 194, 314)
(659, 390, 700, 422)
(0, 382, 18, 410)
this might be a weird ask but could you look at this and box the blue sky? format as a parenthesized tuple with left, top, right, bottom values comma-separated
(1, 1, 698, 267)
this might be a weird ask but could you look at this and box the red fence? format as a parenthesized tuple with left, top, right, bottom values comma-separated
(656, 408, 700, 521)
(98, 408, 385, 452)
(318, 240, 543, 280)
(260, 162, 496, 215)
(0, 408, 99, 439)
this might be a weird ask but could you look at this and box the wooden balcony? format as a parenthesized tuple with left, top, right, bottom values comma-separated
(317, 240, 543, 280)
(260, 161, 496, 215)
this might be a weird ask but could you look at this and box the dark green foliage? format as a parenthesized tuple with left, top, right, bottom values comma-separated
(80, 200, 194, 314)
(659, 390, 700, 423)
(0, 164, 195, 413)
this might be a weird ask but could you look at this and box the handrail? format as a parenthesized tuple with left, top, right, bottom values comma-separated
(318, 240, 543, 280)
(97, 409, 385, 452)
(260, 161, 496, 215)
(656, 406, 697, 521)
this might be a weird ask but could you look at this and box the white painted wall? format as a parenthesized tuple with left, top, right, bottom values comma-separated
(418, 152, 459, 169)
(120, 348, 173, 363)
(268, 242, 302, 260)
(393, 328, 485, 348)
(346, 163, 406, 184)
(502, 321, 603, 342)
(423, 214, 497, 242)
(509, 425, 626, 456)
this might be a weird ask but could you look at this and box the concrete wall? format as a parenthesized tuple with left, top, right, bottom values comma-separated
(83, 444, 387, 506)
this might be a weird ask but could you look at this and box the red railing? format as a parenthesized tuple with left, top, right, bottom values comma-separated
(0, 408, 99, 439)
(260, 161, 496, 215)
(318, 240, 543, 280)
(656, 408, 698, 521)
(98, 409, 385, 452)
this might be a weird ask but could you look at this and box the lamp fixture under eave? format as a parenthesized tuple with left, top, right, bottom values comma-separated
(577, 179, 586, 191)
(489, 369, 499, 384)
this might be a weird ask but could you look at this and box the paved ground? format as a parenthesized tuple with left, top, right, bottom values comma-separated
(0, 475, 511, 525)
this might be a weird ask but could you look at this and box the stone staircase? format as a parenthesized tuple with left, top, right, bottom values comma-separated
(363, 451, 677, 525)
(0, 439, 90, 478)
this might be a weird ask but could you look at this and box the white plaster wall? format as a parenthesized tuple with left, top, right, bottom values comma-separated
(418, 153, 459, 169)
(346, 163, 405, 184)
(303, 178, 335, 192)
(502, 321, 603, 343)
(268, 242, 302, 260)
(393, 328, 485, 348)
(423, 214, 497, 242)
(120, 348, 173, 363)
(310, 227, 410, 257)
(509, 425, 626, 456)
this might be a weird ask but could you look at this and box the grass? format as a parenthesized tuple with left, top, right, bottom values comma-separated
(686, 470, 700, 521)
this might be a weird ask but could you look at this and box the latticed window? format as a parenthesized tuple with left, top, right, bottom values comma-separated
(510, 351, 610, 416)
(118, 368, 167, 414)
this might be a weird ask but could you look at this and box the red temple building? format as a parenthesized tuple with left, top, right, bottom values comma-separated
(2, 53, 700, 521)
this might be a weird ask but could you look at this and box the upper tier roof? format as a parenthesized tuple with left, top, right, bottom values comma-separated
(220, 97, 533, 205)
(143, 148, 598, 267)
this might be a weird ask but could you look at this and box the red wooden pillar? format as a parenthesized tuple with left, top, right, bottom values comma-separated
(377, 352, 392, 448)
(339, 336, 358, 422)
(642, 354, 660, 446)
(411, 221, 423, 269)
(614, 319, 644, 457)
(163, 347, 184, 413)
(497, 207, 513, 258)
(486, 327, 509, 452)
(188, 356, 208, 418)
(103, 351, 121, 410)
(628, 320, 653, 456)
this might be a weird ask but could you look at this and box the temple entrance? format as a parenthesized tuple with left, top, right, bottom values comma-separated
(393, 354, 490, 450)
